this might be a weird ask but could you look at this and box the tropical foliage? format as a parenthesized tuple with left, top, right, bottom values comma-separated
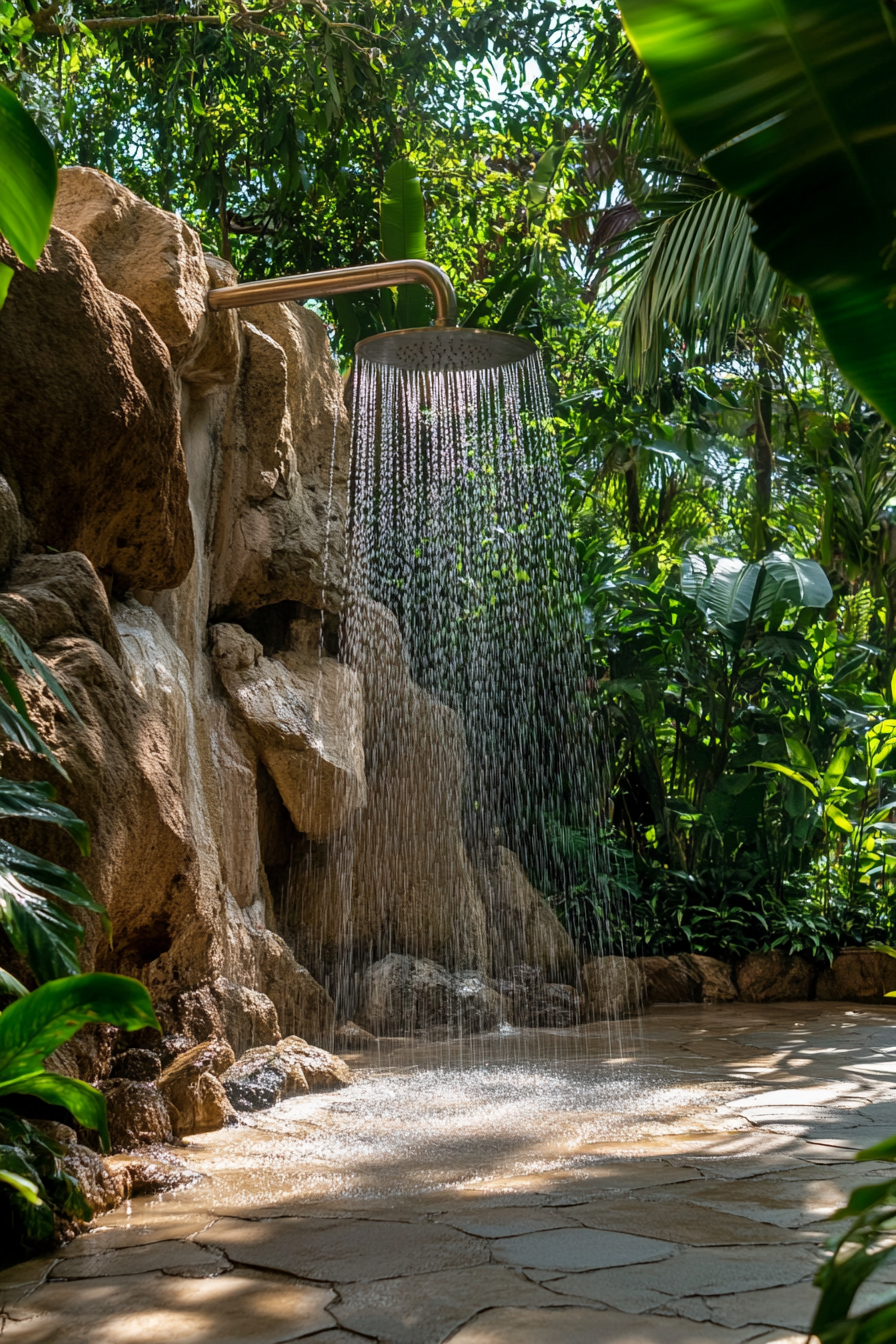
(0, 613, 160, 1259)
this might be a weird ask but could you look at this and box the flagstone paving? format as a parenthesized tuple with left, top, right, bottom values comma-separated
(2, 1001, 895, 1342)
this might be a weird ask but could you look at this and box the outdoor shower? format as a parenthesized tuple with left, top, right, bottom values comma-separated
(210, 254, 606, 999)
(207, 259, 535, 371)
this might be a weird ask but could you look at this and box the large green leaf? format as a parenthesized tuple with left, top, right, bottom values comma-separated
(0, 1072, 110, 1150)
(618, 0, 896, 425)
(380, 159, 433, 330)
(684, 551, 833, 632)
(0, 85, 57, 277)
(0, 837, 110, 983)
(0, 974, 158, 1083)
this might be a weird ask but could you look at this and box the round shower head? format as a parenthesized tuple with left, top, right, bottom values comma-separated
(355, 326, 535, 373)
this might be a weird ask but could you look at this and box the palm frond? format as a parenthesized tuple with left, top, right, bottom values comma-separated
(612, 179, 785, 387)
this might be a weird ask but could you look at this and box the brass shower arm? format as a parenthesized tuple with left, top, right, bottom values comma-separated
(206, 259, 459, 328)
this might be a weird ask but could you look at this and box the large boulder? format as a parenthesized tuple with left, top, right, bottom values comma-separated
(356, 954, 501, 1036)
(637, 955, 700, 1004)
(210, 302, 350, 615)
(0, 473, 22, 573)
(221, 1036, 349, 1112)
(817, 949, 896, 1002)
(159, 1038, 236, 1135)
(736, 951, 815, 1002)
(53, 166, 209, 365)
(581, 956, 645, 1019)
(291, 602, 489, 980)
(480, 847, 577, 983)
(98, 1079, 173, 1150)
(0, 555, 205, 985)
(498, 965, 582, 1028)
(210, 622, 366, 838)
(175, 979, 280, 1058)
(250, 931, 336, 1046)
(675, 953, 739, 1003)
(0, 228, 192, 593)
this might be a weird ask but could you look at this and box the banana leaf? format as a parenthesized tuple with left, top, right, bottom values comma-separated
(0, 86, 57, 309)
(618, 0, 896, 426)
(380, 160, 433, 331)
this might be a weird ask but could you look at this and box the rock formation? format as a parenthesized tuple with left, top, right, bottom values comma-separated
(0, 165, 576, 1072)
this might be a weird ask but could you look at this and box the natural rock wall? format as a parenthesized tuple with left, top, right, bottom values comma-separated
(0, 166, 572, 1050)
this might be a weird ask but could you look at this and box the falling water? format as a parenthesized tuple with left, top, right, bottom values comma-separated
(297, 344, 621, 1028)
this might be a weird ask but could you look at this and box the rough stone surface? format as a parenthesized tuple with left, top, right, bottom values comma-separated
(197, 1215, 489, 1282)
(53, 166, 209, 363)
(0, 1270, 335, 1343)
(736, 952, 815, 1003)
(638, 955, 700, 1004)
(60, 1142, 126, 1217)
(356, 955, 501, 1036)
(221, 1038, 317, 1111)
(159, 1038, 237, 1135)
(0, 558, 207, 992)
(158, 1035, 197, 1068)
(178, 252, 241, 394)
(210, 302, 350, 616)
(498, 966, 582, 1028)
(480, 847, 577, 982)
(0, 473, 23, 573)
(292, 602, 489, 979)
(176, 978, 281, 1058)
(817, 949, 896, 1002)
(110, 1049, 162, 1083)
(677, 952, 739, 1003)
(334, 1020, 376, 1050)
(0, 229, 192, 592)
(97, 1079, 173, 1150)
(212, 628, 366, 838)
(581, 956, 645, 1019)
(250, 932, 336, 1047)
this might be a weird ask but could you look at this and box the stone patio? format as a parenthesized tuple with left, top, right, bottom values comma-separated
(3, 1002, 895, 1342)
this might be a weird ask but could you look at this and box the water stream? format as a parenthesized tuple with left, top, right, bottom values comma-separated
(285, 347, 619, 1021)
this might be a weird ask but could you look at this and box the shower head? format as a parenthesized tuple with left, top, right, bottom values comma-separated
(355, 326, 535, 373)
(206, 259, 537, 372)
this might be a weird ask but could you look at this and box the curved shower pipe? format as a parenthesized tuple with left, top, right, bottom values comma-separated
(206, 259, 459, 328)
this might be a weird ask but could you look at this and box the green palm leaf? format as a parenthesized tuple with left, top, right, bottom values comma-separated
(616, 178, 783, 385)
(618, 0, 896, 424)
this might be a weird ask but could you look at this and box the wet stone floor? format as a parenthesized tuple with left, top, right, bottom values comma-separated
(3, 1002, 896, 1343)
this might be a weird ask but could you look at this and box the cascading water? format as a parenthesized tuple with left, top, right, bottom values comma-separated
(303, 339, 623, 1029)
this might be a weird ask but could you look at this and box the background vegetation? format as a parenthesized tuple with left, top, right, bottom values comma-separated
(3, 0, 896, 970)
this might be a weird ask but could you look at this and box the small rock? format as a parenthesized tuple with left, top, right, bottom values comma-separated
(110, 1049, 162, 1083)
(676, 953, 739, 1003)
(334, 1021, 377, 1050)
(637, 956, 700, 1004)
(105, 1153, 193, 1197)
(98, 1079, 173, 1150)
(159, 1033, 198, 1068)
(581, 956, 645, 1019)
(736, 951, 815, 1002)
